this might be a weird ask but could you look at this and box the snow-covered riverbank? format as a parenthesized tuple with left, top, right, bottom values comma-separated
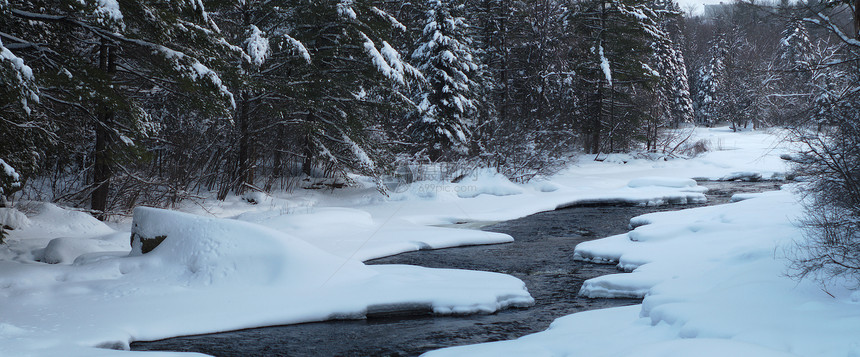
(3, 127, 830, 357)
(427, 187, 860, 357)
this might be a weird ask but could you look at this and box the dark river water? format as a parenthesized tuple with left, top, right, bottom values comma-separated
(131, 181, 781, 356)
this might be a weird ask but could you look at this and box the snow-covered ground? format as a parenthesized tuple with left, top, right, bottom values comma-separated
(426, 188, 860, 357)
(2, 127, 838, 357)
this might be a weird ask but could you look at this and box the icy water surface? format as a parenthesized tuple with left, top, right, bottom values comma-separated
(131, 181, 781, 356)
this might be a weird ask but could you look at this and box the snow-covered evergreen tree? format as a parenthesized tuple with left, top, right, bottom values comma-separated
(465, 0, 578, 180)
(650, 0, 694, 131)
(0, 158, 21, 208)
(778, 20, 815, 72)
(768, 19, 816, 124)
(411, 0, 482, 160)
(202, 1, 316, 196)
(695, 33, 728, 126)
(568, 0, 664, 153)
(4, 0, 239, 217)
(281, 0, 421, 188)
(0, 34, 46, 196)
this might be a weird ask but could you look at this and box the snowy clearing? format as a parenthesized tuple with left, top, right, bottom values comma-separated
(0, 127, 813, 356)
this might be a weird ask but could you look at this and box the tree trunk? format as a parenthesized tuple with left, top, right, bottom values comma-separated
(236, 91, 252, 194)
(302, 112, 315, 177)
(91, 41, 116, 221)
(855, 0, 860, 39)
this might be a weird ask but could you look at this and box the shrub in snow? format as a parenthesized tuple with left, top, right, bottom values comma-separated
(790, 89, 860, 287)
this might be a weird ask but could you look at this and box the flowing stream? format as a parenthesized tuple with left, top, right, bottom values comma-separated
(131, 181, 781, 356)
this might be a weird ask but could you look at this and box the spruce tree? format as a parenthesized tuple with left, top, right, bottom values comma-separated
(567, 0, 663, 153)
(411, 0, 482, 160)
(651, 0, 694, 131)
(206, 0, 315, 196)
(280, 0, 421, 188)
(770, 19, 815, 124)
(695, 33, 727, 127)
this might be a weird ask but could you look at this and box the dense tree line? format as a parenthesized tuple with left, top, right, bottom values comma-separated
(1, 0, 700, 218)
(0, 0, 843, 222)
(3, 0, 859, 288)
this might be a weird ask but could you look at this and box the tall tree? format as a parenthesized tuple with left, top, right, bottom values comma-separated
(410, 0, 482, 160)
(0, 31, 46, 205)
(695, 32, 727, 126)
(568, 0, 663, 153)
(768, 18, 816, 125)
(652, 0, 694, 130)
(283, 0, 421, 189)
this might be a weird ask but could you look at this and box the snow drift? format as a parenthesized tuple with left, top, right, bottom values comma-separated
(0, 207, 532, 356)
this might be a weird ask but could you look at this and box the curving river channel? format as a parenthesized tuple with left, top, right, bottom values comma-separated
(131, 181, 781, 356)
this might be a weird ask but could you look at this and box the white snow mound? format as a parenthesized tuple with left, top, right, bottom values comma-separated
(627, 177, 698, 189)
(36, 233, 127, 264)
(27, 203, 114, 237)
(0, 207, 534, 356)
(456, 171, 524, 198)
(0, 207, 30, 230)
(129, 206, 374, 286)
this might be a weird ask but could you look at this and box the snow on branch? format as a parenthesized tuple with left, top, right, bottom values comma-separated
(804, 13, 860, 48)
(9, 8, 236, 110)
(371, 6, 407, 32)
(381, 41, 424, 82)
(342, 133, 376, 172)
(337, 0, 357, 20)
(177, 19, 250, 63)
(598, 45, 612, 85)
(154, 43, 236, 109)
(0, 38, 39, 115)
(0, 158, 21, 195)
(91, 0, 124, 31)
(245, 25, 270, 67)
(361, 33, 405, 85)
(284, 34, 311, 64)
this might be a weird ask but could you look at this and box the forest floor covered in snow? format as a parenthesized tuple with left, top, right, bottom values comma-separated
(2, 127, 857, 356)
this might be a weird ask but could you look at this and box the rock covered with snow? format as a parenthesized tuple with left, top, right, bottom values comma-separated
(128, 206, 373, 286)
(719, 171, 763, 182)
